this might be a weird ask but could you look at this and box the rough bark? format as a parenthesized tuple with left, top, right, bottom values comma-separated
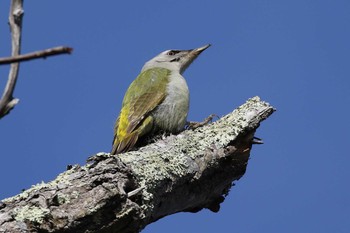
(0, 96, 275, 233)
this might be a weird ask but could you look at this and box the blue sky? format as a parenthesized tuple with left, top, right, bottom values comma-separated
(1, 1, 349, 232)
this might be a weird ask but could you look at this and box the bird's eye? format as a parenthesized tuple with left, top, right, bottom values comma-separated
(167, 50, 180, 56)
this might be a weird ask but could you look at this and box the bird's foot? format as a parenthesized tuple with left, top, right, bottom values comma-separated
(186, 114, 219, 130)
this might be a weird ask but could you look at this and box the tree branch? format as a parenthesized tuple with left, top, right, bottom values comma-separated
(0, 46, 73, 65)
(0, 97, 275, 233)
(0, 1, 73, 119)
(0, 0, 23, 119)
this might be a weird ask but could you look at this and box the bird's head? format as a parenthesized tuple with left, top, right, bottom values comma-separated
(142, 44, 211, 74)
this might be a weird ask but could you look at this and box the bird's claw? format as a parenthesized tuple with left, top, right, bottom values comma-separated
(186, 114, 219, 130)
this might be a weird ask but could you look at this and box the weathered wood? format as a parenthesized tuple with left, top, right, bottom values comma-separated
(0, 96, 275, 233)
(0, 0, 23, 118)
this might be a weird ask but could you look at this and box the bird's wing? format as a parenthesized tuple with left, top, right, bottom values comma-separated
(112, 68, 170, 153)
(127, 90, 165, 133)
(124, 68, 170, 133)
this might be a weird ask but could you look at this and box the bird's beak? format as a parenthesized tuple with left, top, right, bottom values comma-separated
(190, 44, 211, 56)
(180, 44, 211, 74)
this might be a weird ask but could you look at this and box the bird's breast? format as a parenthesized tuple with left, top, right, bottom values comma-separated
(152, 72, 189, 133)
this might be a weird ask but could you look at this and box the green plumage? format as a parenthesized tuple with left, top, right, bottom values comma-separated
(112, 68, 170, 154)
(111, 44, 210, 154)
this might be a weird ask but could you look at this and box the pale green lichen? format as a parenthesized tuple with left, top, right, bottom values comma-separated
(71, 190, 80, 199)
(49, 164, 79, 187)
(14, 205, 50, 223)
(55, 193, 71, 205)
(2, 165, 80, 203)
(2, 181, 47, 203)
(117, 96, 274, 215)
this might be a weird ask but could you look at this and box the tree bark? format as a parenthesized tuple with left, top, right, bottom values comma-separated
(0, 96, 275, 233)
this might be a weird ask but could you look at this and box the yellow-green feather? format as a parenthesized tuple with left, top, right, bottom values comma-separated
(112, 68, 171, 154)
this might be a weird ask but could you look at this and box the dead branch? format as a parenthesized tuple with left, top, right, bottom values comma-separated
(0, 0, 23, 119)
(0, 46, 73, 65)
(0, 0, 73, 119)
(0, 97, 275, 233)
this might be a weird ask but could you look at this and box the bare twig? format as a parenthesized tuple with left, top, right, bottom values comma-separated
(0, 46, 73, 65)
(0, 1, 72, 119)
(0, 0, 23, 119)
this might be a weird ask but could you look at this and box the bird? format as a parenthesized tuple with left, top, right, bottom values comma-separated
(111, 44, 211, 154)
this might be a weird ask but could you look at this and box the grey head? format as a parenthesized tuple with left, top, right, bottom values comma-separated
(142, 44, 211, 74)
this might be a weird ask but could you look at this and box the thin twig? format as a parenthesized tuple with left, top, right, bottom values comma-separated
(0, 46, 73, 65)
(0, 0, 23, 119)
(0, 1, 72, 119)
